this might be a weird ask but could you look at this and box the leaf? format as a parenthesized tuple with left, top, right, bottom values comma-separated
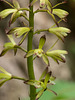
(53, 9, 69, 19)
(42, 54, 49, 66)
(0, 9, 17, 19)
(39, 35, 46, 49)
(39, 67, 48, 81)
(7, 27, 30, 38)
(12, 0, 20, 9)
(25, 50, 35, 58)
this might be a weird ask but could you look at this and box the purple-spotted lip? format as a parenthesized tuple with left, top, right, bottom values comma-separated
(41, 3, 45, 6)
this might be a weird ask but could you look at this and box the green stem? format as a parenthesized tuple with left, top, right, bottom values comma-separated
(14, 45, 27, 53)
(27, 0, 36, 100)
(34, 29, 48, 34)
(22, 14, 29, 21)
(52, 1, 66, 8)
(12, 75, 26, 81)
(34, 9, 47, 14)
(47, 38, 59, 52)
(51, 19, 63, 28)
(2, 0, 15, 8)
(20, 8, 30, 11)
(18, 32, 28, 46)
(34, 9, 59, 27)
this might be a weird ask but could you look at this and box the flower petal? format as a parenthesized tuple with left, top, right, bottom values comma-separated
(46, 50, 68, 63)
(49, 27, 71, 41)
(39, 35, 46, 49)
(53, 9, 69, 19)
(7, 27, 30, 38)
(0, 9, 17, 19)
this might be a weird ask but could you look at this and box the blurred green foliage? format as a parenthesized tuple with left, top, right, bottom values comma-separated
(40, 80, 75, 100)
(22, 80, 75, 100)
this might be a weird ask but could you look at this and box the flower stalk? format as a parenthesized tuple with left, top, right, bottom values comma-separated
(27, 0, 36, 100)
(0, 0, 71, 100)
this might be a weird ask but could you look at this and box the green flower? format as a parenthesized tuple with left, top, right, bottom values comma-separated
(0, 66, 12, 87)
(0, 35, 27, 56)
(25, 35, 68, 65)
(40, 0, 52, 12)
(46, 50, 68, 64)
(0, 9, 17, 19)
(53, 9, 69, 19)
(24, 68, 57, 100)
(7, 27, 30, 38)
(49, 27, 71, 41)
(25, 35, 49, 66)
(30, 0, 52, 12)
(0, 0, 29, 25)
